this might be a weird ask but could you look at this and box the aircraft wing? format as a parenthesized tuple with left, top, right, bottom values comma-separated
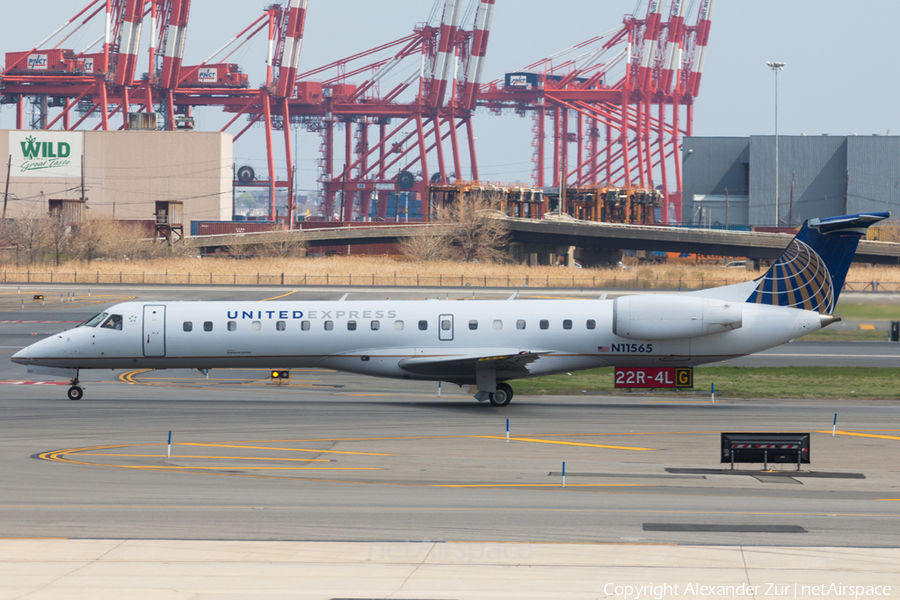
(398, 350, 550, 379)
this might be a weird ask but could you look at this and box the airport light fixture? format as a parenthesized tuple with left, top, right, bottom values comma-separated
(767, 61, 786, 226)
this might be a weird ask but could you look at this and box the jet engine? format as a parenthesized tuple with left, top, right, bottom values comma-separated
(613, 295, 743, 340)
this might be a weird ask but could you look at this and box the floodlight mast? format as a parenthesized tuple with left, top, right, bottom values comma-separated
(767, 61, 786, 226)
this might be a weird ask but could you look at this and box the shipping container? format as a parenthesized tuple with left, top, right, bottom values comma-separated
(308, 243, 401, 257)
(191, 221, 281, 236)
(665, 252, 729, 265)
(751, 226, 798, 235)
(867, 225, 900, 242)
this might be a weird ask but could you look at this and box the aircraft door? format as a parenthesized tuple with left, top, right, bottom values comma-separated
(438, 314, 454, 341)
(143, 305, 166, 357)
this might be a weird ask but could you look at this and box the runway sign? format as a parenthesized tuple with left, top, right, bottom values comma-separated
(614, 367, 693, 389)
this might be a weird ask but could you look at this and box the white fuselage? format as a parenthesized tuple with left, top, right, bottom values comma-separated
(13, 297, 826, 385)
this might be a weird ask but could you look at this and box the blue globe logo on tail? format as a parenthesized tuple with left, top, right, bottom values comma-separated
(746, 212, 890, 314)
(747, 238, 834, 314)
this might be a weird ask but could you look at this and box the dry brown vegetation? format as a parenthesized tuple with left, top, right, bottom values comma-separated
(399, 193, 510, 263)
(3, 207, 899, 288)
(3, 255, 899, 289)
(0, 213, 187, 267)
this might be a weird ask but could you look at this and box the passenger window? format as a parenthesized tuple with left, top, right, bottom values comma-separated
(101, 314, 123, 330)
(563, 319, 572, 330)
(324, 321, 334, 331)
(442, 319, 451, 331)
(395, 320, 404, 330)
(348, 320, 357, 331)
(276, 321, 286, 331)
(227, 321, 236, 331)
(371, 320, 380, 331)
(204, 321, 213, 332)
(469, 320, 478, 330)
(540, 320, 549, 330)
(516, 320, 526, 330)
(251, 321, 261, 331)
(183, 321, 193, 332)
(418, 320, 428, 331)
(586, 319, 596, 330)
(301, 321, 310, 331)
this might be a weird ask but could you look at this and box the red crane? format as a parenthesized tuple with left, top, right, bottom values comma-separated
(478, 0, 716, 223)
(283, 0, 496, 222)
(1, 0, 148, 131)
(178, 1, 308, 223)
(1, 0, 714, 229)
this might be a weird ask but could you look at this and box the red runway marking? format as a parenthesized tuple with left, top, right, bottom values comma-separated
(0, 381, 69, 386)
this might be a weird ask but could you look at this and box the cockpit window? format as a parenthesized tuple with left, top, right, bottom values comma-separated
(83, 312, 108, 327)
(101, 314, 123, 330)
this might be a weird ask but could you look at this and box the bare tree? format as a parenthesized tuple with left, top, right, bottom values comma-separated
(253, 230, 308, 258)
(1, 206, 49, 264)
(46, 210, 72, 266)
(399, 224, 451, 261)
(434, 192, 510, 263)
(73, 214, 140, 262)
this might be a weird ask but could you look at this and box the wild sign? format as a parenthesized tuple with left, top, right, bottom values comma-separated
(9, 131, 83, 178)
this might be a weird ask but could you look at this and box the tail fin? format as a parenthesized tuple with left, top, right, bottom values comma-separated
(746, 212, 890, 314)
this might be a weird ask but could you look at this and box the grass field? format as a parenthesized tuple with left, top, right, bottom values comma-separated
(803, 328, 892, 342)
(510, 367, 900, 399)
(3, 255, 900, 290)
(832, 303, 900, 320)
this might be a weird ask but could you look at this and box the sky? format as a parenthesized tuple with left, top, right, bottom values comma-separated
(2, 0, 899, 196)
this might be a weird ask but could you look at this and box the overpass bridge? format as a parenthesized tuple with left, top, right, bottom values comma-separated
(190, 219, 900, 266)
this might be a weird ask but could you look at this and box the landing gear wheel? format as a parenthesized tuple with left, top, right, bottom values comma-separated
(489, 383, 513, 407)
(67, 386, 83, 401)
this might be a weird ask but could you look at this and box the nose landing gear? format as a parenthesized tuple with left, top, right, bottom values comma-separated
(68, 374, 83, 401)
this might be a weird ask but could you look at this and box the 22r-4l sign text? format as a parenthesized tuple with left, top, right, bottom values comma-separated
(614, 367, 693, 389)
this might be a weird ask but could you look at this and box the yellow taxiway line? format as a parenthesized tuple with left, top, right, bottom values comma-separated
(82, 453, 334, 462)
(261, 290, 299, 301)
(476, 435, 657, 451)
(819, 431, 900, 441)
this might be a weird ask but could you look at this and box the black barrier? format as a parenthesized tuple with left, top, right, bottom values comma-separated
(891, 321, 899, 342)
(721, 432, 810, 471)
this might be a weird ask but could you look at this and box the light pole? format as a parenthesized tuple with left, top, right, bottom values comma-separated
(767, 61, 786, 226)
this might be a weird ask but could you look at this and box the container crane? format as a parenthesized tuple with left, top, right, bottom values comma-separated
(284, 0, 495, 222)
(478, 0, 715, 224)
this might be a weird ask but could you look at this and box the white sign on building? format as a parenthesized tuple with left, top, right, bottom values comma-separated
(9, 131, 83, 178)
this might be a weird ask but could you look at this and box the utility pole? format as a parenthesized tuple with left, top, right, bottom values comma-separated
(2, 156, 11, 220)
(767, 61, 786, 226)
(789, 172, 795, 227)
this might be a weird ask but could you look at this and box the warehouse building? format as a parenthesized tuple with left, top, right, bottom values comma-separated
(682, 135, 900, 227)
(1, 130, 232, 224)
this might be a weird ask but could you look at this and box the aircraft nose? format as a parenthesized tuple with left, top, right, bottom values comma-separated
(11, 346, 29, 364)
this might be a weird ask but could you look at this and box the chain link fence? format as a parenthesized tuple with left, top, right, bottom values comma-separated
(3, 269, 899, 291)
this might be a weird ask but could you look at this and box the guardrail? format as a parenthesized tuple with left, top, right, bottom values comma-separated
(2, 270, 899, 291)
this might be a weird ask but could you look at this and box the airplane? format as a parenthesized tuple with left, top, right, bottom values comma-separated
(11, 211, 890, 406)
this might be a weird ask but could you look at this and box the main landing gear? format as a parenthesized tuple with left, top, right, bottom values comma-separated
(68, 374, 83, 401)
(489, 383, 514, 407)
